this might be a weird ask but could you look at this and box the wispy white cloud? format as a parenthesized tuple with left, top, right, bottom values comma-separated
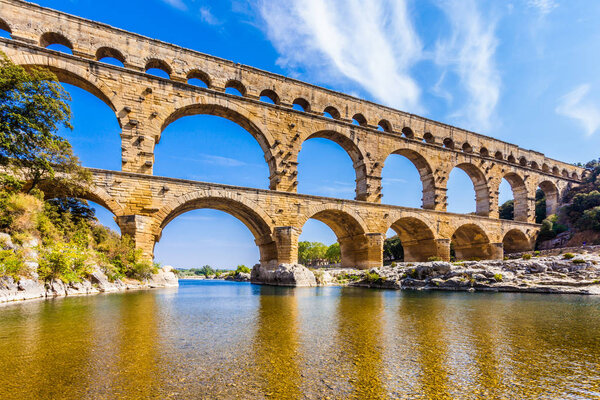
(434, 0, 500, 132)
(173, 154, 248, 167)
(556, 84, 600, 136)
(527, 0, 558, 16)
(199, 6, 221, 25)
(160, 0, 187, 11)
(382, 177, 408, 184)
(259, 0, 423, 112)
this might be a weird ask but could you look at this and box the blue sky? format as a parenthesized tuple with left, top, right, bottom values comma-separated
(11, 0, 600, 268)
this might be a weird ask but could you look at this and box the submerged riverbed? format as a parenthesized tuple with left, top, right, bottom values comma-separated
(1, 280, 599, 399)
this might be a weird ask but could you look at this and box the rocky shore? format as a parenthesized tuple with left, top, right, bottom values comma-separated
(250, 250, 600, 295)
(0, 266, 178, 303)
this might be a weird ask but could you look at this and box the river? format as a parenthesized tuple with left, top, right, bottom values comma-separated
(0, 280, 599, 399)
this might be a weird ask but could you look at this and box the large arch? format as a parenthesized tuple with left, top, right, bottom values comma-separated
(160, 102, 278, 188)
(538, 180, 559, 216)
(502, 173, 528, 222)
(300, 206, 371, 268)
(502, 229, 532, 254)
(388, 217, 437, 262)
(382, 149, 435, 209)
(451, 223, 493, 260)
(451, 163, 490, 216)
(300, 130, 367, 200)
(155, 191, 277, 266)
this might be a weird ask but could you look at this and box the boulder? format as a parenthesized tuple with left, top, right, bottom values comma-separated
(148, 267, 179, 288)
(17, 279, 45, 299)
(0, 232, 15, 250)
(251, 263, 317, 287)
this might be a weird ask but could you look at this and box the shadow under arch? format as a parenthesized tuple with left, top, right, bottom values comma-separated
(503, 229, 532, 254)
(160, 103, 278, 189)
(388, 217, 438, 262)
(452, 163, 491, 216)
(382, 148, 435, 209)
(155, 191, 277, 266)
(300, 206, 371, 268)
(301, 130, 367, 200)
(451, 223, 494, 260)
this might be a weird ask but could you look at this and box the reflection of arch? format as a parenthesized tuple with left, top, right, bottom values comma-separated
(292, 98, 310, 112)
(503, 229, 531, 254)
(453, 163, 490, 216)
(503, 172, 528, 222)
(40, 32, 73, 50)
(95, 47, 125, 64)
(161, 102, 277, 186)
(260, 89, 280, 104)
(389, 217, 437, 262)
(301, 206, 368, 268)
(538, 180, 559, 215)
(186, 69, 211, 87)
(302, 130, 366, 198)
(383, 149, 435, 209)
(156, 190, 277, 265)
(451, 223, 493, 260)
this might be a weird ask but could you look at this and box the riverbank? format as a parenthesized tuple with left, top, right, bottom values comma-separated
(0, 266, 178, 303)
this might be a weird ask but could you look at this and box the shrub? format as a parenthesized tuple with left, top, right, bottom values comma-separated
(563, 253, 575, 260)
(37, 242, 94, 283)
(0, 249, 27, 280)
(235, 265, 251, 274)
(364, 271, 384, 283)
(522, 254, 532, 260)
(427, 256, 442, 262)
(534, 251, 541, 256)
(391, 262, 397, 267)
(493, 273, 503, 282)
(572, 259, 587, 264)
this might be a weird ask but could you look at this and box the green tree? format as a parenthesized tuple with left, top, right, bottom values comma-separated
(198, 265, 215, 276)
(298, 241, 327, 265)
(325, 242, 340, 263)
(0, 51, 89, 193)
(535, 189, 547, 223)
(499, 200, 514, 220)
(383, 236, 403, 261)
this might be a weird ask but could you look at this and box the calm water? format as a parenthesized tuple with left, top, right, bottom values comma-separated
(1, 281, 600, 399)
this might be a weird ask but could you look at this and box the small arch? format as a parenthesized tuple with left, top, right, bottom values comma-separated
(352, 113, 367, 126)
(323, 106, 341, 120)
(145, 58, 171, 79)
(571, 171, 579, 180)
(40, 32, 73, 51)
(443, 138, 454, 149)
(542, 163, 550, 173)
(480, 147, 489, 157)
(503, 229, 531, 254)
(494, 151, 503, 160)
(519, 156, 528, 166)
(259, 89, 280, 105)
(462, 142, 473, 153)
(423, 132, 435, 144)
(0, 18, 12, 38)
(388, 217, 437, 262)
(95, 47, 125, 67)
(552, 166, 560, 175)
(530, 161, 539, 170)
(292, 98, 310, 112)
(562, 169, 569, 178)
(186, 69, 211, 88)
(451, 224, 493, 261)
(507, 154, 516, 163)
(225, 79, 246, 96)
(402, 127, 415, 139)
(539, 180, 559, 217)
(377, 119, 392, 132)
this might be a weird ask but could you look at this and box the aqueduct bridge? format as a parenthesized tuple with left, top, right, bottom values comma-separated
(0, 0, 586, 268)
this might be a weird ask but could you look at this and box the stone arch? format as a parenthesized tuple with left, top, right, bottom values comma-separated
(11, 53, 124, 124)
(462, 142, 473, 153)
(494, 151, 503, 160)
(378, 119, 392, 132)
(323, 106, 341, 119)
(352, 113, 368, 126)
(300, 205, 370, 268)
(552, 166, 560, 175)
(39, 32, 73, 50)
(292, 97, 310, 112)
(402, 127, 415, 139)
(502, 229, 531, 254)
(159, 100, 278, 188)
(502, 172, 529, 222)
(423, 132, 435, 144)
(519, 156, 528, 166)
(452, 163, 490, 216)
(530, 161, 539, 170)
(388, 217, 437, 262)
(301, 130, 367, 199)
(145, 58, 172, 77)
(186, 69, 211, 87)
(538, 180, 559, 216)
(480, 147, 489, 157)
(507, 154, 516, 163)
(155, 190, 277, 265)
(225, 79, 246, 96)
(382, 148, 436, 209)
(571, 171, 579, 180)
(443, 138, 454, 149)
(95, 46, 126, 65)
(259, 89, 280, 104)
(542, 163, 550, 173)
(451, 223, 494, 260)
(0, 17, 12, 34)
(562, 169, 569, 178)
